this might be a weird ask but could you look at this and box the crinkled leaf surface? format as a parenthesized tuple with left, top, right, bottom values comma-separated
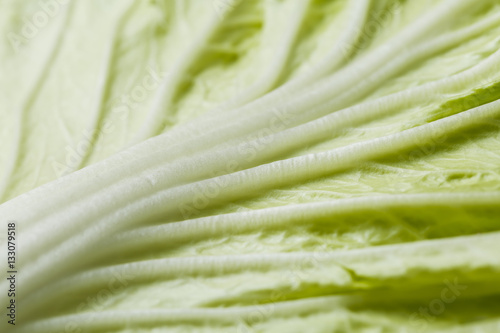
(1, 0, 500, 332)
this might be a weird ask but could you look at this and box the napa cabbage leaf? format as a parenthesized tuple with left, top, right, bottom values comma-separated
(1, 0, 500, 332)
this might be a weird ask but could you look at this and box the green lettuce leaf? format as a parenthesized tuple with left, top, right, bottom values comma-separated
(1, 0, 500, 332)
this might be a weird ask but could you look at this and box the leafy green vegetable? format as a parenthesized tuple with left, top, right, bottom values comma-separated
(426, 80, 500, 123)
(1, 0, 500, 332)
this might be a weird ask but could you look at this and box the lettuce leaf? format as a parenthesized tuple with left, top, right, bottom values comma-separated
(1, 0, 500, 332)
